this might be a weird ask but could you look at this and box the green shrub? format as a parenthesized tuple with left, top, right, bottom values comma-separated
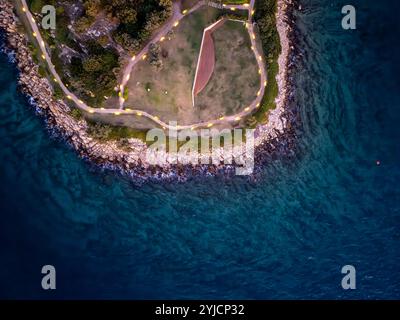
(70, 108, 83, 120)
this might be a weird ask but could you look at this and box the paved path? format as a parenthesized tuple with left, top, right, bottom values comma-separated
(19, 0, 266, 131)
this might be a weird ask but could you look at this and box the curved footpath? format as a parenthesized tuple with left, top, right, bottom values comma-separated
(0, 0, 293, 181)
(19, 0, 267, 131)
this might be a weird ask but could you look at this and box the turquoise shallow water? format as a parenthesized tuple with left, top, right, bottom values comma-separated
(0, 0, 399, 299)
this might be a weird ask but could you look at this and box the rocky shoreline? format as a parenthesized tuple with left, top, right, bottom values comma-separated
(0, 0, 299, 182)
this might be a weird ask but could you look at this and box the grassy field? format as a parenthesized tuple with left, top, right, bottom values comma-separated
(124, 6, 222, 125)
(125, 8, 260, 126)
(196, 20, 260, 118)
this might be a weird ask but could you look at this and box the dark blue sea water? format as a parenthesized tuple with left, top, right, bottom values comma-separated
(0, 0, 399, 299)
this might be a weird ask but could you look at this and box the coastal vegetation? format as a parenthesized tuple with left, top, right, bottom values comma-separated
(86, 121, 148, 143)
(252, 0, 281, 123)
(26, 0, 173, 106)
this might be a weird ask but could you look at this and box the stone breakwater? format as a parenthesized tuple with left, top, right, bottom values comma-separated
(0, 0, 297, 182)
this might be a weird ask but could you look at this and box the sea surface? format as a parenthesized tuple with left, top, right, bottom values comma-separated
(0, 0, 399, 299)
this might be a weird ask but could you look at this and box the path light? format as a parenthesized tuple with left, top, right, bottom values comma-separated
(131, 55, 136, 61)
(67, 95, 72, 100)
(252, 34, 256, 40)
(230, 8, 236, 11)
(182, 9, 188, 14)
(245, 107, 250, 111)
(147, 88, 151, 92)
(137, 112, 142, 116)
(256, 103, 260, 107)
(264, 80, 267, 87)
(53, 78, 57, 82)
(252, 10, 255, 15)
(257, 90, 261, 97)
(41, 40, 45, 47)
(154, 116, 159, 120)
(191, 126, 195, 131)
(126, 74, 130, 81)
(31, 17, 35, 23)
(32, 32, 37, 37)
(219, 116, 224, 120)
(258, 69, 261, 74)
(244, 3, 250, 7)
(125, 108, 132, 111)
(114, 112, 121, 115)
(88, 109, 94, 114)
(78, 99, 83, 104)
(160, 36, 165, 42)
(173, 21, 179, 27)
(259, 56, 262, 61)
(100, 107, 105, 110)
(41, 54, 45, 60)
(207, 123, 213, 128)
(22, 7, 26, 12)
(142, 54, 147, 60)
(235, 116, 241, 121)
(165, 91, 168, 95)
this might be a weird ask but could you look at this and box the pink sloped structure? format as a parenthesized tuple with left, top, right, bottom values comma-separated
(192, 19, 226, 105)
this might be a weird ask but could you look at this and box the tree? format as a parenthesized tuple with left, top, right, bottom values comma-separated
(82, 56, 103, 72)
(84, 0, 101, 17)
(74, 16, 93, 33)
(114, 32, 140, 53)
(97, 35, 109, 47)
(116, 8, 137, 24)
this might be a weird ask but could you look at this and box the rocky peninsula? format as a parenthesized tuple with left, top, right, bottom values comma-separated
(0, 0, 298, 182)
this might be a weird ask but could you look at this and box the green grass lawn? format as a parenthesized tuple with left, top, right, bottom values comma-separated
(250, 0, 281, 124)
(124, 6, 222, 125)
